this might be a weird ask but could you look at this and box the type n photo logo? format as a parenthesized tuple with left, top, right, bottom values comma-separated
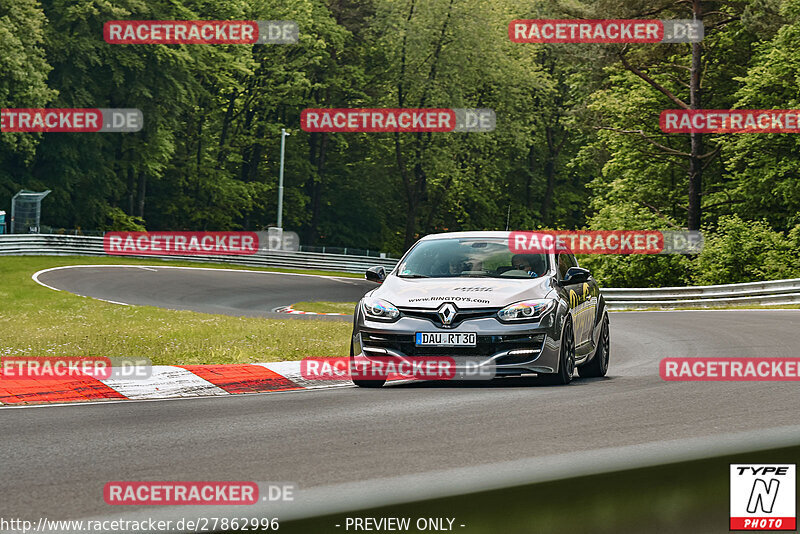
(730, 464, 796, 530)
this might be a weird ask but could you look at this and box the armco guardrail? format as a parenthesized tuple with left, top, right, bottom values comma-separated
(1, 234, 798, 307)
(603, 279, 800, 309)
(0, 234, 397, 274)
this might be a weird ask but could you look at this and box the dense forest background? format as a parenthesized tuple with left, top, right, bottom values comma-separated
(1, 0, 799, 286)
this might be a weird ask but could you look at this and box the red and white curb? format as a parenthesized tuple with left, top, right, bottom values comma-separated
(273, 304, 348, 316)
(0, 361, 366, 406)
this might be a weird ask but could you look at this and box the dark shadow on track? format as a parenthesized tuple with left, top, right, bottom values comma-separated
(384, 375, 615, 389)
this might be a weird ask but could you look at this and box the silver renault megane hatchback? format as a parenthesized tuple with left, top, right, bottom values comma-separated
(350, 231, 610, 387)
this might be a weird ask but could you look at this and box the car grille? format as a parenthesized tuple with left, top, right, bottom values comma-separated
(361, 332, 545, 358)
(398, 307, 502, 328)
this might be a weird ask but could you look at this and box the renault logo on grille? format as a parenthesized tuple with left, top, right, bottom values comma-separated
(437, 303, 457, 325)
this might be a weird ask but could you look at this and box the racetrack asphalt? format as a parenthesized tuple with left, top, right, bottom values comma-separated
(4, 265, 800, 526)
(35, 265, 375, 319)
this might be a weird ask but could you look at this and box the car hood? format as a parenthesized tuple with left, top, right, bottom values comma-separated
(370, 276, 555, 309)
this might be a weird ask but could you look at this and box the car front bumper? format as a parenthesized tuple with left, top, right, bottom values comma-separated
(352, 314, 562, 377)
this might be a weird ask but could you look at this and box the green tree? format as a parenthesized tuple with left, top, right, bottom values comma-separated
(0, 0, 56, 209)
(693, 215, 800, 284)
(720, 0, 800, 230)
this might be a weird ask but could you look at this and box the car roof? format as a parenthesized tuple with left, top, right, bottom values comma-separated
(417, 231, 515, 241)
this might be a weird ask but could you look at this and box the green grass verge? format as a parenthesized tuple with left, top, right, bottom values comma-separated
(291, 301, 357, 314)
(0, 256, 353, 365)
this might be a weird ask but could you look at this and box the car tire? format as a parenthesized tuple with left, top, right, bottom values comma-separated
(578, 314, 609, 378)
(539, 320, 575, 385)
(350, 340, 386, 388)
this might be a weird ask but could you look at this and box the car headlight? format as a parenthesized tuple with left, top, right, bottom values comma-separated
(497, 299, 556, 322)
(362, 297, 400, 322)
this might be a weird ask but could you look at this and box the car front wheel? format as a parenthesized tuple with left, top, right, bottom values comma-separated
(578, 314, 609, 378)
(350, 340, 386, 388)
(539, 320, 575, 385)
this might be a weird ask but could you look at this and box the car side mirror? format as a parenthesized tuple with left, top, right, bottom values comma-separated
(561, 266, 591, 285)
(365, 266, 386, 283)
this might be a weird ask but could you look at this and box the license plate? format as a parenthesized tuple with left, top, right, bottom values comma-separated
(415, 332, 477, 347)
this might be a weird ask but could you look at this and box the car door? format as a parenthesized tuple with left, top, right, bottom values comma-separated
(558, 252, 596, 346)
(557, 253, 580, 341)
(572, 254, 600, 347)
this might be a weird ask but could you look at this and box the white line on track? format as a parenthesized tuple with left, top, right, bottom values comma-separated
(31, 264, 368, 308)
(94, 298, 131, 306)
(30, 271, 62, 292)
(31, 263, 361, 290)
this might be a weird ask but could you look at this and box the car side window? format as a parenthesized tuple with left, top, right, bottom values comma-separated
(557, 254, 569, 279)
(558, 253, 578, 280)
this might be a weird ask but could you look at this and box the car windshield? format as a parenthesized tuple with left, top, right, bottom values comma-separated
(396, 238, 549, 279)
